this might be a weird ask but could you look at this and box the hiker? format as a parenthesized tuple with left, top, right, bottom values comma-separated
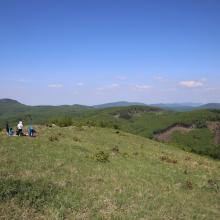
(16, 121, 23, 136)
(5, 121, 9, 134)
(28, 125, 36, 137)
(8, 127, 14, 136)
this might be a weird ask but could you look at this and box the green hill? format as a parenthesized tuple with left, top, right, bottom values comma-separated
(1, 99, 220, 159)
(62, 106, 220, 159)
(0, 99, 30, 115)
(0, 99, 91, 127)
(198, 103, 220, 109)
(0, 126, 220, 219)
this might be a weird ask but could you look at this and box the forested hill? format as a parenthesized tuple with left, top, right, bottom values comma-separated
(0, 99, 91, 125)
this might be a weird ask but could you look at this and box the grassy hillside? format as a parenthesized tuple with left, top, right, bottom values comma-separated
(62, 106, 220, 158)
(1, 100, 220, 159)
(0, 126, 220, 219)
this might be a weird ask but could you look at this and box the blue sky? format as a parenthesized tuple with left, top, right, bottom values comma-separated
(0, 0, 219, 105)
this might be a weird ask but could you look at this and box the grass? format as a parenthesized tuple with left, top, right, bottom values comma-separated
(0, 126, 220, 219)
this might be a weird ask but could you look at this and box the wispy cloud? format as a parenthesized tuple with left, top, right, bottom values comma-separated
(179, 80, 204, 88)
(48, 84, 63, 88)
(97, 83, 119, 91)
(132, 84, 152, 91)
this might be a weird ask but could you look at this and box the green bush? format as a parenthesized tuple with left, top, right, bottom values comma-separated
(49, 116, 73, 127)
(113, 124, 119, 129)
(99, 121, 106, 128)
(91, 151, 109, 162)
(194, 120, 207, 128)
(119, 111, 132, 120)
(49, 135, 59, 142)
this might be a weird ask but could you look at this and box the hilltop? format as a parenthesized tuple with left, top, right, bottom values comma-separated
(0, 126, 220, 219)
(0, 99, 91, 126)
(197, 103, 220, 110)
(1, 99, 220, 159)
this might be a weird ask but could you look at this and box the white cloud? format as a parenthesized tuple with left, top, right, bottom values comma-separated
(76, 82, 84, 86)
(116, 76, 127, 80)
(132, 84, 152, 91)
(48, 84, 63, 88)
(97, 83, 119, 91)
(179, 80, 204, 88)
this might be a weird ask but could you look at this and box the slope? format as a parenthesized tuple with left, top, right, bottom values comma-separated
(0, 126, 220, 219)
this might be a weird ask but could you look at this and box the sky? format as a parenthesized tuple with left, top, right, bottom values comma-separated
(0, 0, 220, 105)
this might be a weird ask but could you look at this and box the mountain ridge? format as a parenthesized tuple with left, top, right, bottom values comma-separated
(1, 98, 220, 110)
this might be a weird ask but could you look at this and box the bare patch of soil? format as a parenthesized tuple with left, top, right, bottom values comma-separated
(154, 125, 193, 142)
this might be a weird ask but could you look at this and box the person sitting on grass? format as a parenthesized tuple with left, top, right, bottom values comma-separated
(8, 127, 14, 136)
(16, 121, 23, 136)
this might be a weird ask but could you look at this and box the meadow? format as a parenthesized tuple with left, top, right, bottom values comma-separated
(50, 106, 220, 158)
(0, 126, 220, 219)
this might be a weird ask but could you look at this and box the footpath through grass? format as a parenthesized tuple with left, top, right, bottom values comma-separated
(0, 126, 220, 219)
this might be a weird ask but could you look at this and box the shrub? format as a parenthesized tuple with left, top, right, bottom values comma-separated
(112, 145, 119, 154)
(49, 135, 59, 142)
(49, 116, 73, 127)
(91, 151, 109, 163)
(160, 155, 177, 164)
(99, 121, 106, 128)
(113, 124, 119, 129)
(194, 120, 207, 128)
(209, 145, 220, 159)
(185, 180, 193, 190)
(86, 120, 96, 126)
(119, 111, 132, 120)
(73, 136, 80, 142)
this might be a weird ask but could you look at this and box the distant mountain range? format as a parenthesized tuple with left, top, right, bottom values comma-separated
(1, 99, 220, 113)
(150, 103, 200, 111)
(196, 103, 220, 109)
(93, 101, 220, 111)
(93, 101, 146, 109)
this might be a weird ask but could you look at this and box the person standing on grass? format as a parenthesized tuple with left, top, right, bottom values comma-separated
(5, 121, 9, 134)
(17, 121, 23, 136)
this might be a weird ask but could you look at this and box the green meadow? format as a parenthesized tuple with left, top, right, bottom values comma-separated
(0, 126, 220, 219)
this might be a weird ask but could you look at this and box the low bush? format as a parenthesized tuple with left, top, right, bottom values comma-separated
(49, 116, 73, 127)
(49, 135, 59, 142)
(113, 124, 119, 129)
(194, 119, 207, 128)
(119, 111, 132, 120)
(91, 151, 109, 163)
(160, 155, 177, 164)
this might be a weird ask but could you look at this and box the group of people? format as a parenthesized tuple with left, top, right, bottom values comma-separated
(6, 121, 36, 137)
